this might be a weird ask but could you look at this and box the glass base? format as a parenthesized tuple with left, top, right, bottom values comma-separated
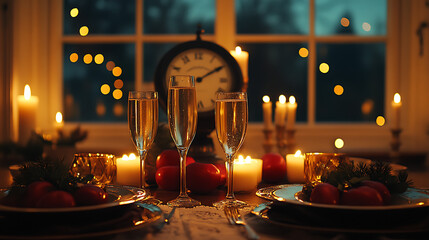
(213, 198, 248, 209)
(167, 196, 201, 208)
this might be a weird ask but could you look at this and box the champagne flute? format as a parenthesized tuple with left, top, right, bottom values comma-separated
(213, 92, 248, 208)
(167, 75, 201, 207)
(128, 91, 158, 189)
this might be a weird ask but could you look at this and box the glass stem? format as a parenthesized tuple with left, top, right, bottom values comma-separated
(178, 148, 189, 198)
(139, 150, 148, 189)
(225, 154, 235, 200)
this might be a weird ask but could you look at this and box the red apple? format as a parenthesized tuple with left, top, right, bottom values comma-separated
(187, 162, 221, 194)
(361, 180, 391, 205)
(36, 190, 76, 208)
(341, 186, 383, 206)
(261, 153, 287, 183)
(74, 185, 109, 206)
(310, 183, 340, 205)
(214, 163, 227, 186)
(155, 166, 180, 191)
(156, 149, 195, 169)
(25, 181, 56, 207)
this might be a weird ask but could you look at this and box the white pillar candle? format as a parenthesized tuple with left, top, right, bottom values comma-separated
(17, 85, 39, 144)
(262, 95, 273, 129)
(233, 155, 259, 192)
(286, 150, 305, 183)
(391, 93, 402, 129)
(274, 95, 287, 126)
(286, 96, 297, 130)
(116, 154, 141, 187)
(230, 46, 249, 82)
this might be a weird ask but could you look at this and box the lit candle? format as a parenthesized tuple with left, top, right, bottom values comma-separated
(274, 95, 287, 126)
(116, 153, 140, 187)
(229, 46, 249, 83)
(55, 112, 64, 132)
(286, 96, 297, 130)
(392, 93, 402, 129)
(286, 150, 305, 183)
(262, 95, 273, 129)
(17, 85, 39, 144)
(233, 155, 260, 192)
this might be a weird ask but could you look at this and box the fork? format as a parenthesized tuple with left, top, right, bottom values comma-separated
(224, 206, 259, 240)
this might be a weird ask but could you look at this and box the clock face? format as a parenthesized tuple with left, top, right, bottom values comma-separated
(165, 48, 234, 112)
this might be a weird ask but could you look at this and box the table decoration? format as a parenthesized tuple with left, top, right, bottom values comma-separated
(303, 153, 348, 187)
(116, 153, 140, 187)
(229, 46, 249, 91)
(390, 93, 402, 161)
(262, 96, 274, 153)
(70, 153, 116, 186)
(232, 155, 261, 192)
(17, 84, 39, 144)
(286, 150, 305, 183)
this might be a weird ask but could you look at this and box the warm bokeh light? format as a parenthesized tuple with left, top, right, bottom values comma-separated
(24, 84, 31, 100)
(55, 112, 63, 123)
(114, 79, 124, 89)
(279, 95, 286, 104)
(112, 89, 123, 99)
(289, 96, 296, 104)
(294, 150, 302, 157)
(361, 99, 374, 115)
(262, 95, 270, 103)
(235, 46, 242, 55)
(106, 61, 115, 71)
(79, 26, 89, 36)
(83, 54, 93, 64)
(112, 66, 122, 77)
(96, 102, 106, 116)
(362, 22, 371, 32)
(113, 102, 124, 116)
(69, 53, 78, 63)
(394, 93, 401, 103)
(341, 17, 350, 27)
(70, 8, 79, 17)
(100, 84, 110, 95)
(334, 138, 344, 149)
(94, 54, 104, 64)
(334, 85, 344, 95)
(319, 63, 329, 73)
(376, 116, 385, 126)
(299, 47, 309, 58)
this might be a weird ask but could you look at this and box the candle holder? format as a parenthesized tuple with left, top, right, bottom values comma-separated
(262, 128, 274, 153)
(286, 129, 296, 154)
(275, 125, 287, 156)
(390, 128, 402, 163)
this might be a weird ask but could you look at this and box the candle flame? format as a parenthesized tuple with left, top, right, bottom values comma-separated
(262, 95, 270, 103)
(279, 95, 286, 104)
(235, 46, 242, 55)
(121, 153, 137, 160)
(24, 85, 31, 100)
(294, 150, 302, 157)
(289, 96, 296, 104)
(394, 93, 401, 103)
(55, 112, 63, 123)
(235, 155, 252, 164)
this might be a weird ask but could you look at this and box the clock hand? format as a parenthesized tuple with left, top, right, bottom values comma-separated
(196, 66, 224, 83)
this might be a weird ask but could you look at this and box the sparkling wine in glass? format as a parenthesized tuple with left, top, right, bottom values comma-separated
(213, 92, 248, 208)
(167, 75, 201, 207)
(128, 91, 158, 189)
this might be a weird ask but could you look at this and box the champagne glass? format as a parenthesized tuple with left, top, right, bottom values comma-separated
(128, 91, 158, 189)
(213, 92, 248, 208)
(167, 75, 201, 207)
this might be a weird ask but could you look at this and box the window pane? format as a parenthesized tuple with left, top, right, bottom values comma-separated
(236, 0, 309, 34)
(63, 44, 135, 122)
(241, 43, 308, 122)
(315, 0, 387, 36)
(316, 43, 385, 122)
(144, 0, 215, 34)
(64, 0, 135, 35)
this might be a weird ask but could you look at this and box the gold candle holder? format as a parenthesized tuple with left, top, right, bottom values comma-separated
(275, 125, 287, 156)
(263, 128, 274, 153)
(286, 129, 296, 154)
(390, 128, 402, 162)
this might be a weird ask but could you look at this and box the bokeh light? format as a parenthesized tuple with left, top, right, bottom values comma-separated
(376, 116, 385, 126)
(299, 47, 309, 58)
(94, 54, 104, 64)
(334, 85, 344, 95)
(113, 103, 124, 116)
(361, 99, 374, 115)
(114, 79, 124, 89)
(319, 63, 329, 73)
(362, 22, 371, 32)
(100, 84, 110, 95)
(112, 66, 122, 77)
(96, 102, 106, 116)
(334, 138, 344, 149)
(341, 17, 350, 27)
(79, 26, 89, 36)
(83, 54, 93, 64)
(69, 53, 78, 63)
(106, 61, 115, 71)
(70, 8, 79, 17)
(112, 89, 123, 99)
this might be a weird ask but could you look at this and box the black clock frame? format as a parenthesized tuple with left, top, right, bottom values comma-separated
(154, 39, 244, 135)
